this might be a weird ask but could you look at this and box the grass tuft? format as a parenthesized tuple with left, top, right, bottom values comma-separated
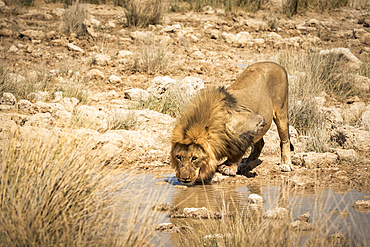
(63, 0, 89, 36)
(134, 80, 192, 117)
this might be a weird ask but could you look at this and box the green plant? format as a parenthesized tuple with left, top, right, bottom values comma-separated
(63, 0, 88, 36)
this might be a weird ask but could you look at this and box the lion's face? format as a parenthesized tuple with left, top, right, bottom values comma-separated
(171, 143, 210, 184)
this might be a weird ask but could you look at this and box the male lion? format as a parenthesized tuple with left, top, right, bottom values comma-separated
(171, 62, 294, 184)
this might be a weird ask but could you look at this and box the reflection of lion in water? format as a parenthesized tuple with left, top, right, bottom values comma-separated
(171, 62, 294, 184)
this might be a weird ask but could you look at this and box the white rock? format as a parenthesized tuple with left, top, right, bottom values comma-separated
(180, 76, 204, 95)
(94, 54, 110, 66)
(54, 91, 63, 101)
(60, 97, 79, 112)
(147, 76, 176, 98)
(117, 50, 132, 59)
(87, 69, 105, 80)
(124, 88, 150, 101)
(18, 99, 33, 112)
(109, 75, 123, 84)
(8, 45, 18, 53)
(1, 93, 17, 106)
(248, 194, 263, 204)
(67, 43, 84, 53)
(358, 111, 370, 131)
(319, 48, 362, 70)
(263, 207, 289, 219)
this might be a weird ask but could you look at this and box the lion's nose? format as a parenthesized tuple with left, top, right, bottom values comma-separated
(181, 176, 191, 183)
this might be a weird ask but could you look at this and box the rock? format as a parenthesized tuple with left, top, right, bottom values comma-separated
(94, 53, 110, 66)
(235, 32, 254, 47)
(353, 75, 370, 92)
(18, 100, 33, 112)
(147, 76, 176, 98)
(221, 32, 236, 44)
(319, 48, 362, 71)
(0, 0, 5, 9)
(60, 97, 79, 112)
(357, 111, 370, 131)
(320, 107, 343, 128)
(117, 50, 132, 59)
(296, 212, 310, 222)
(335, 148, 357, 161)
(164, 24, 181, 33)
(210, 30, 219, 39)
(331, 126, 370, 152)
(248, 194, 263, 204)
(307, 18, 320, 27)
(8, 45, 18, 53)
(289, 220, 315, 231)
(155, 223, 186, 233)
(20, 30, 45, 40)
(170, 207, 222, 219)
(27, 92, 44, 102)
(109, 75, 122, 84)
(153, 203, 178, 212)
(353, 29, 370, 45)
(342, 102, 366, 125)
(352, 200, 370, 212)
(54, 91, 63, 101)
(179, 76, 204, 95)
(67, 43, 84, 53)
(24, 112, 53, 128)
(266, 32, 282, 43)
(263, 207, 289, 219)
(130, 30, 152, 40)
(124, 88, 150, 101)
(0, 28, 12, 37)
(87, 69, 105, 80)
(292, 152, 338, 168)
(1, 93, 17, 106)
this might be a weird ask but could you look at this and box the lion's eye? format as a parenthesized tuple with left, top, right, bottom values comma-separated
(191, 156, 198, 162)
(176, 155, 181, 161)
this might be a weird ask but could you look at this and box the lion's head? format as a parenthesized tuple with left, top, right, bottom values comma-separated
(170, 143, 217, 184)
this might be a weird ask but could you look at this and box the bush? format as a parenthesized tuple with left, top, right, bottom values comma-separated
(134, 80, 192, 117)
(118, 0, 166, 27)
(131, 33, 170, 74)
(63, 0, 89, 36)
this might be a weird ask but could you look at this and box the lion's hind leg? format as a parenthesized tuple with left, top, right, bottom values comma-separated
(273, 112, 294, 172)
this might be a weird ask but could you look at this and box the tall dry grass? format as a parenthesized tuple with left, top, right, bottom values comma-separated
(0, 128, 167, 246)
(63, 0, 89, 36)
(275, 50, 363, 152)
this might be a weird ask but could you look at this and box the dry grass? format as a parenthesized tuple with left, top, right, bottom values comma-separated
(119, 0, 166, 27)
(0, 128, 166, 246)
(0, 63, 90, 104)
(130, 33, 171, 74)
(63, 0, 89, 36)
(134, 80, 192, 117)
(275, 50, 364, 152)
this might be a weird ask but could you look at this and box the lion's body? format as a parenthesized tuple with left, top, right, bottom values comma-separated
(171, 62, 293, 184)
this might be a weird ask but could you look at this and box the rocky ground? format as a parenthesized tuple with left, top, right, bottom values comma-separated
(0, 1, 369, 195)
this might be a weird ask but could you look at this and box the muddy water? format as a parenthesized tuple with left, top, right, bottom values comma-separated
(132, 174, 370, 246)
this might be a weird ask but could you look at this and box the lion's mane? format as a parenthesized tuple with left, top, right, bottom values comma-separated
(170, 87, 248, 181)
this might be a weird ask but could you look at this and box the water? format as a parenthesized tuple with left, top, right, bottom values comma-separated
(127, 174, 370, 246)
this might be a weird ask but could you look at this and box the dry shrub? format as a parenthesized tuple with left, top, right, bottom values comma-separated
(121, 0, 166, 27)
(283, 0, 354, 17)
(131, 33, 170, 74)
(0, 129, 166, 246)
(63, 0, 89, 36)
(134, 80, 192, 117)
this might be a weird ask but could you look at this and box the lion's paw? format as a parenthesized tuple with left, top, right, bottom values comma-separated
(279, 163, 294, 172)
(217, 164, 237, 176)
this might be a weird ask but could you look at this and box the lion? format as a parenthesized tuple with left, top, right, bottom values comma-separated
(170, 62, 294, 184)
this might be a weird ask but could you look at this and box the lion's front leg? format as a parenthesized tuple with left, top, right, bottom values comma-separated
(217, 158, 242, 176)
